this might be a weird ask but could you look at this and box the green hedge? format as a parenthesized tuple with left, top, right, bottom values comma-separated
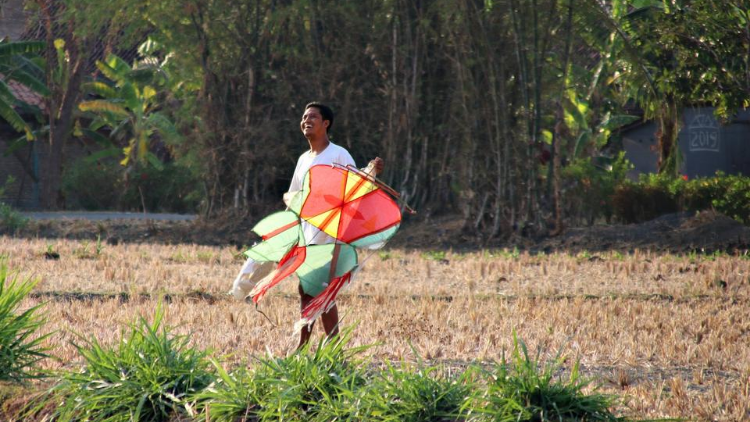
(612, 172, 750, 224)
(561, 152, 632, 225)
(62, 158, 203, 213)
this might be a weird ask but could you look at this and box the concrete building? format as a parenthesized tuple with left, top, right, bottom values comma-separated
(620, 107, 750, 180)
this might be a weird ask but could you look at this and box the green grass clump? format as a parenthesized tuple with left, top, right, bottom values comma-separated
(469, 332, 621, 421)
(0, 262, 49, 382)
(16, 311, 623, 422)
(38, 305, 213, 422)
(192, 363, 264, 422)
(360, 362, 473, 421)
(196, 326, 369, 421)
(421, 250, 447, 261)
(0, 177, 28, 234)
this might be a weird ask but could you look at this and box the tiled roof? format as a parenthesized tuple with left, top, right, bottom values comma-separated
(3, 77, 45, 111)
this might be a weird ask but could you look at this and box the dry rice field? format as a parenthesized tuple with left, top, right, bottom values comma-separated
(1, 235, 749, 420)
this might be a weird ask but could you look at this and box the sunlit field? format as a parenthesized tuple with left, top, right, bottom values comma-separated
(1, 235, 749, 420)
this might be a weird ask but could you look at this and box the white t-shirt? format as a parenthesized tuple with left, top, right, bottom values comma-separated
(288, 142, 355, 244)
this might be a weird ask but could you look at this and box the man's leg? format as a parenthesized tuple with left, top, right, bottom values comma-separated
(298, 285, 315, 349)
(297, 285, 340, 349)
(320, 303, 339, 338)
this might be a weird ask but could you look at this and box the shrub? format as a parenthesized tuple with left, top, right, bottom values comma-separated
(360, 362, 474, 421)
(681, 176, 716, 211)
(469, 332, 620, 421)
(695, 173, 750, 224)
(0, 203, 28, 233)
(613, 172, 750, 224)
(194, 326, 369, 422)
(120, 162, 202, 213)
(62, 157, 203, 213)
(61, 157, 121, 210)
(562, 152, 632, 225)
(38, 305, 213, 422)
(0, 261, 49, 382)
(612, 179, 679, 224)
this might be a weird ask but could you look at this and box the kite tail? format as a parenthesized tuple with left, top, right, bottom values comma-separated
(249, 245, 307, 303)
(294, 272, 352, 333)
(248, 270, 279, 303)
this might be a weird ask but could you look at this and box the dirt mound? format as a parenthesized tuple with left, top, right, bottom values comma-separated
(535, 210, 750, 253)
(2, 209, 263, 250)
(388, 211, 750, 254)
(3, 210, 749, 254)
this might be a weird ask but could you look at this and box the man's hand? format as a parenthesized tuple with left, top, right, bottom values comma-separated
(368, 157, 384, 175)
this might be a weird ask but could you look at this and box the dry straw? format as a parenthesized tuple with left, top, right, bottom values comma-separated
(1, 236, 749, 419)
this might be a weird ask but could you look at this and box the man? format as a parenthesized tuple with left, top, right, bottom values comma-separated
(288, 102, 383, 349)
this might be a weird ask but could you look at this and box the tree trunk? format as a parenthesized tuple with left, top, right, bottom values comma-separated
(549, 0, 574, 236)
(657, 100, 680, 175)
(38, 0, 84, 210)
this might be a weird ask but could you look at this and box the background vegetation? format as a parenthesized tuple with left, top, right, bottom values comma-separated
(3, 0, 750, 233)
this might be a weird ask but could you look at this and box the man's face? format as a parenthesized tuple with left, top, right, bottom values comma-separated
(300, 107, 329, 138)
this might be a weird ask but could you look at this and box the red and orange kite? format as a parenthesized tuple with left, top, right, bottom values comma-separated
(240, 164, 406, 329)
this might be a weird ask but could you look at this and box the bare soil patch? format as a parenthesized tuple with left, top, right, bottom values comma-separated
(375, 210, 750, 254)
(5, 209, 750, 254)
(537, 210, 750, 254)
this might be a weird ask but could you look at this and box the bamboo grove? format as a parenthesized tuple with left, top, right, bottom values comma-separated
(16, 0, 750, 235)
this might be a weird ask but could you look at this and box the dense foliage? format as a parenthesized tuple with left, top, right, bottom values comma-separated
(62, 157, 201, 213)
(194, 328, 619, 422)
(613, 172, 750, 224)
(3, 0, 750, 231)
(0, 177, 28, 232)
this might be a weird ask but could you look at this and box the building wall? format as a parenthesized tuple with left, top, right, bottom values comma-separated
(621, 123, 658, 180)
(678, 107, 750, 179)
(622, 107, 750, 179)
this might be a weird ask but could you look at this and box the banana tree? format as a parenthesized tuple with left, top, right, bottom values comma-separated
(0, 40, 49, 139)
(78, 54, 177, 169)
(576, 0, 682, 172)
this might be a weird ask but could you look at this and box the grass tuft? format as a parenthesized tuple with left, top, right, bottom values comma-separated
(469, 331, 622, 421)
(361, 362, 474, 421)
(35, 304, 213, 422)
(191, 362, 264, 422)
(196, 326, 369, 421)
(0, 261, 49, 383)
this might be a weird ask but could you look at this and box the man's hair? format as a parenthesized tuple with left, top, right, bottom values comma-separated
(305, 102, 334, 132)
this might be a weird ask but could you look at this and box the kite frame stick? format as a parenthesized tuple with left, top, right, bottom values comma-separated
(334, 163, 417, 215)
(328, 242, 341, 285)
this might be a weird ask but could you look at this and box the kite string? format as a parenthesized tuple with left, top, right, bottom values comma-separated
(254, 302, 276, 327)
(358, 247, 379, 269)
